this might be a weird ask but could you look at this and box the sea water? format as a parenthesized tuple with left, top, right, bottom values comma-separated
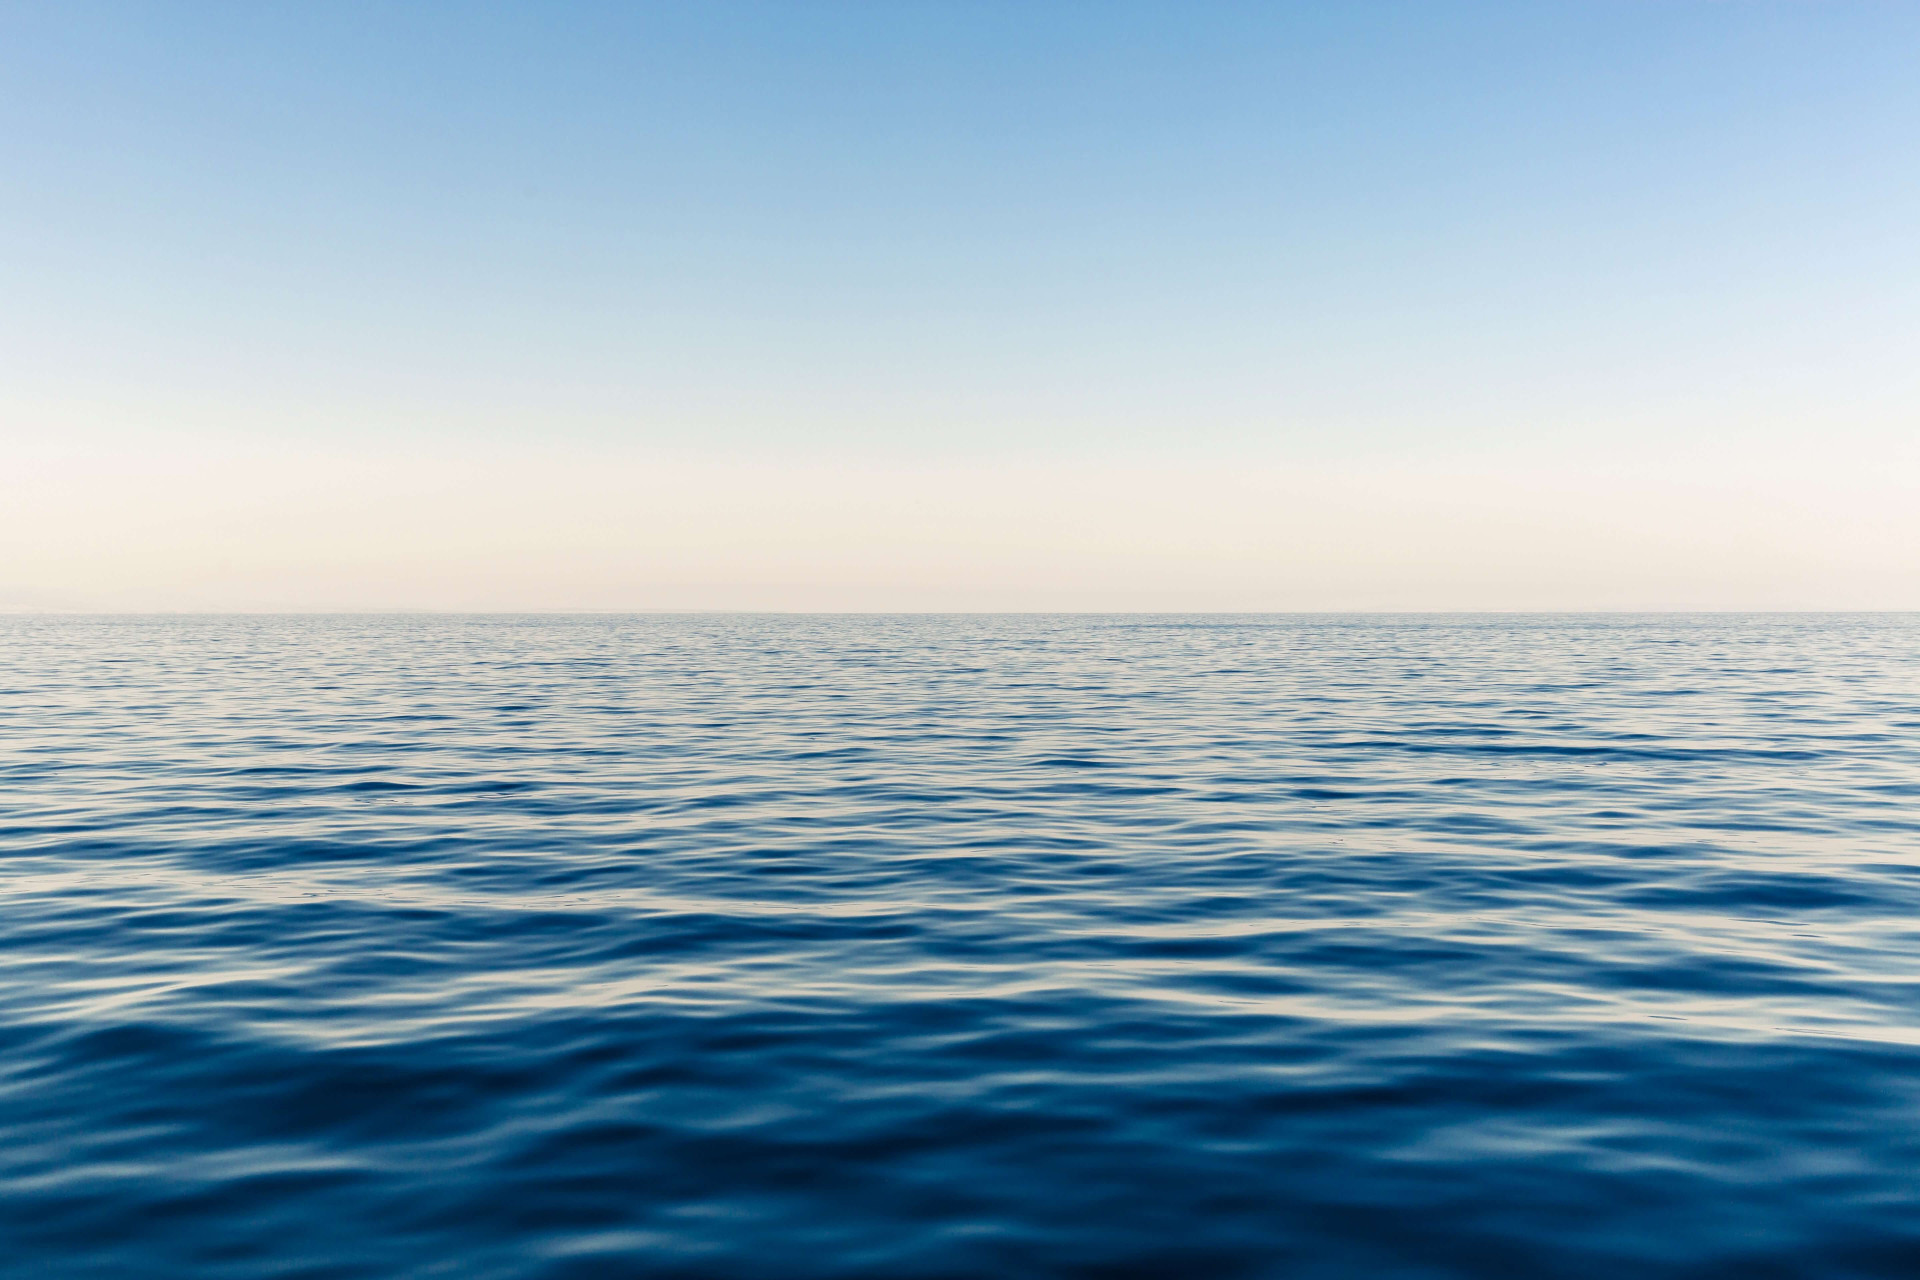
(2, 614, 1917, 1277)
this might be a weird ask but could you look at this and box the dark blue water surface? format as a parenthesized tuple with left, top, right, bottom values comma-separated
(4, 615, 1920, 1278)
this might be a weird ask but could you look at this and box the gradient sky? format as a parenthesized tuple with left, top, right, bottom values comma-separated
(5, 1, 1918, 610)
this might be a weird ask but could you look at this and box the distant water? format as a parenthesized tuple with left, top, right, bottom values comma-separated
(4, 615, 1919, 1278)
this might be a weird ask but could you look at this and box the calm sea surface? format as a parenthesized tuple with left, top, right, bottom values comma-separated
(3, 614, 1918, 1278)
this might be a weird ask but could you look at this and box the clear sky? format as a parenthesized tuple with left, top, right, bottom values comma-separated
(4, 1, 1917, 610)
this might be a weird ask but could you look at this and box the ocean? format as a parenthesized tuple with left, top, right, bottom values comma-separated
(3, 613, 1917, 1278)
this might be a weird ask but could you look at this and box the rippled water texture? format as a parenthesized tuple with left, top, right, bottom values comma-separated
(4, 615, 1920, 1278)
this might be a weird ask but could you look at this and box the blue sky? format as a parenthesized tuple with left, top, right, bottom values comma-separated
(4, 3, 1918, 608)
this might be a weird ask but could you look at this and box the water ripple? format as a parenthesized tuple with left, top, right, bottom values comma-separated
(2, 614, 1918, 1277)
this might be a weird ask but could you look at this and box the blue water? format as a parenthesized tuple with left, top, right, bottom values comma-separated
(3, 615, 1919, 1278)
